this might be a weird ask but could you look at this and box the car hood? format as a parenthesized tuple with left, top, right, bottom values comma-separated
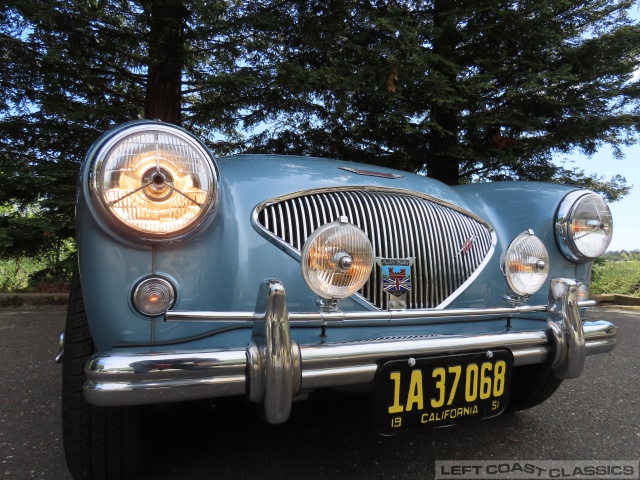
(216, 154, 473, 213)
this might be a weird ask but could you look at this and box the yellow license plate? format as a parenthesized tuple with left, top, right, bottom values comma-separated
(374, 350, 513, 434)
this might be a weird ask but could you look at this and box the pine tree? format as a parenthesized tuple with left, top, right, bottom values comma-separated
(242, 0, 639, 197)
(1, 0, 639, 279)
(0, 0, 247, 274)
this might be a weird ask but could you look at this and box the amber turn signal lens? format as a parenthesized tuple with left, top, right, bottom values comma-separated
(133, 277, 176, 316)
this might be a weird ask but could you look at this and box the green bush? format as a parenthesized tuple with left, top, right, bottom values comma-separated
(0, 257, 48, 292)
(0, 255, 74, 293)
(591, 261, 640, 297)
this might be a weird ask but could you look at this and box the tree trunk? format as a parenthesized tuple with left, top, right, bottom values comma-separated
(425, 0, 460, 186)
(426, 109, 460, 185)
(144, 0, 185, 123)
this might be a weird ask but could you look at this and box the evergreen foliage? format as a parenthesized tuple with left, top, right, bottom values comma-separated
(241, 0, 640, 195)
(0, 0, 247, 269)
(1, 0, 639, 276)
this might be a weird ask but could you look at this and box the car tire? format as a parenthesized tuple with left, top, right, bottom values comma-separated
(506, 363, 562, 413)
(62, 270, 147, 480)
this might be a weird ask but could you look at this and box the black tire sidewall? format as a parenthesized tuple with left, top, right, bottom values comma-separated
(61, 270, 147, 480)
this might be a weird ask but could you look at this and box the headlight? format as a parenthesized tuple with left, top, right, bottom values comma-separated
(556, 191, 613, 262)
(90, 122, 218, 239)
(301, 217, 373, 300)
(504, 230, 549, 297)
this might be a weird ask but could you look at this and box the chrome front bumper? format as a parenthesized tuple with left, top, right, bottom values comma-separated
(84, 278, 616, 424)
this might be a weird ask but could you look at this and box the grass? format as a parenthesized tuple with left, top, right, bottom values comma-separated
(590, 260, 640, 297)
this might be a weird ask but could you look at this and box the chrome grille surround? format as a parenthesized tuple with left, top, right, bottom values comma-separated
(253, 187, 495, 310)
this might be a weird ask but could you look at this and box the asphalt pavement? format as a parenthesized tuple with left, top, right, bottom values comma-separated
(0, 307, 638, 480)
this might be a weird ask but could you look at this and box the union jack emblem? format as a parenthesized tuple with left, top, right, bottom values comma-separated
(378, 258, 414, 298)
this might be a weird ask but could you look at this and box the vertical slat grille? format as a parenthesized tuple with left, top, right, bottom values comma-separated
(257, 190, 493, 309)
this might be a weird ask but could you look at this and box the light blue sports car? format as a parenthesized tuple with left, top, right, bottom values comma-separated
(59, 120, 617, 479)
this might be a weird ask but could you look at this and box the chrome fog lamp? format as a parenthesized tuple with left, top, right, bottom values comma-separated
(504, 230, 549, 297)
(301, 217, 373, 300)
(556, 191, 613, 262)
(133, 277, 176, 316)
(91, 122, 218, 239)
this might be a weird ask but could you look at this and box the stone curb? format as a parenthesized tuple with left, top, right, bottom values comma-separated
(0, 293, 69, 307)
(593, 294, 640, 307)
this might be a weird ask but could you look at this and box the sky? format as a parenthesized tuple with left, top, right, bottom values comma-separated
(555, 143, 640, 251)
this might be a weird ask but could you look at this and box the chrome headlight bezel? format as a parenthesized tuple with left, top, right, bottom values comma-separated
(88, 121, 219, 242)
(555, 190, 613, 262)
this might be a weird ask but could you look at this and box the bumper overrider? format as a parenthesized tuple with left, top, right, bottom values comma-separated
(84, 278, 616, 424)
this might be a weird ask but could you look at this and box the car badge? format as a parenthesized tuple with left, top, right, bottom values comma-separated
(339, 167, 403, 179)
(377, 258, 415, 297)
(455, 235, 477, 257)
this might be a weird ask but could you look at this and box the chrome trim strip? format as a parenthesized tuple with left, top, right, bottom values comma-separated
(437, 233, 497, 309)
(165, 300, 596, 323)
(255, 186, 492, 226)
